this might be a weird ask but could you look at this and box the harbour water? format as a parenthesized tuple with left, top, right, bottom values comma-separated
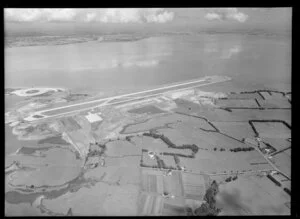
(5, 33, 291, 93)
(5, 125, 39, 156)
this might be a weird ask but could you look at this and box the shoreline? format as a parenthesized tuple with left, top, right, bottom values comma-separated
(10, 87, 66, 97)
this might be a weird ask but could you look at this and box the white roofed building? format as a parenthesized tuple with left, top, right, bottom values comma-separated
(85, 112, 103, 123)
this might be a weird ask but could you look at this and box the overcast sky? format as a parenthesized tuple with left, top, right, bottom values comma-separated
(4, 8, 292, 35)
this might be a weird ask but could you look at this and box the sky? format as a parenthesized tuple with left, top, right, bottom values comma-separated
(4, 8, 292, 36)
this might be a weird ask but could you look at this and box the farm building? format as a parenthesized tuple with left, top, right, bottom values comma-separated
(85, 112, 103, 123)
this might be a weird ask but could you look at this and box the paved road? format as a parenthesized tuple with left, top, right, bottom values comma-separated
(140, 166, 271, 176)
(253, 144, 290, 180)
(240, 139, 291, 180)
(270, 146, 291, 156)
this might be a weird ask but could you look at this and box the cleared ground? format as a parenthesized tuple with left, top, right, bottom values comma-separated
(128, 105, 166, 115)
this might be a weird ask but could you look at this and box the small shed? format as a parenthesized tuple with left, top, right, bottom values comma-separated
(85, 112, 103, 123)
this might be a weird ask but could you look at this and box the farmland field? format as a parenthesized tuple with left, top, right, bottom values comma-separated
(252, 122, 290, 139)
(182, 173, 208, 200)
(128, 105, 166, 115)
(273, 152, 291, 178)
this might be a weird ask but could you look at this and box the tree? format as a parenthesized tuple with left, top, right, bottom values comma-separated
(174, 155, 180, 164)
(225, 176, 232, 182)
(186, 207, 194, 216)
(67, 208, 73, 216)
(194, 203, 212, 216)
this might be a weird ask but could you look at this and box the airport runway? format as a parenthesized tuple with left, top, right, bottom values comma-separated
(25, 76, 231, 122)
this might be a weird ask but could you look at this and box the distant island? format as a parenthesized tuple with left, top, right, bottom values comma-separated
(5, 28, 290, 48)
(5, 34, 149, 48)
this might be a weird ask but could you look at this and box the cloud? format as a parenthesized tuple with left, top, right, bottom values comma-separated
(204, 8, 248, 22)
(205, 12, 222, 21)
(204, 38, 242, 59)
(217, 187, 287, 215)
(216, 188, 252, 214)
(4, 8, 174, 23)
(73, 59, 159, 70)
(82, 8, 174, 23)
(221, 45, 241, 59)
(4, 9, 77, 22)
(122, 60, 159, 68)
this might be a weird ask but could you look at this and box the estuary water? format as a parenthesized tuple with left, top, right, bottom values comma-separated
(5, 33, 291, 93)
